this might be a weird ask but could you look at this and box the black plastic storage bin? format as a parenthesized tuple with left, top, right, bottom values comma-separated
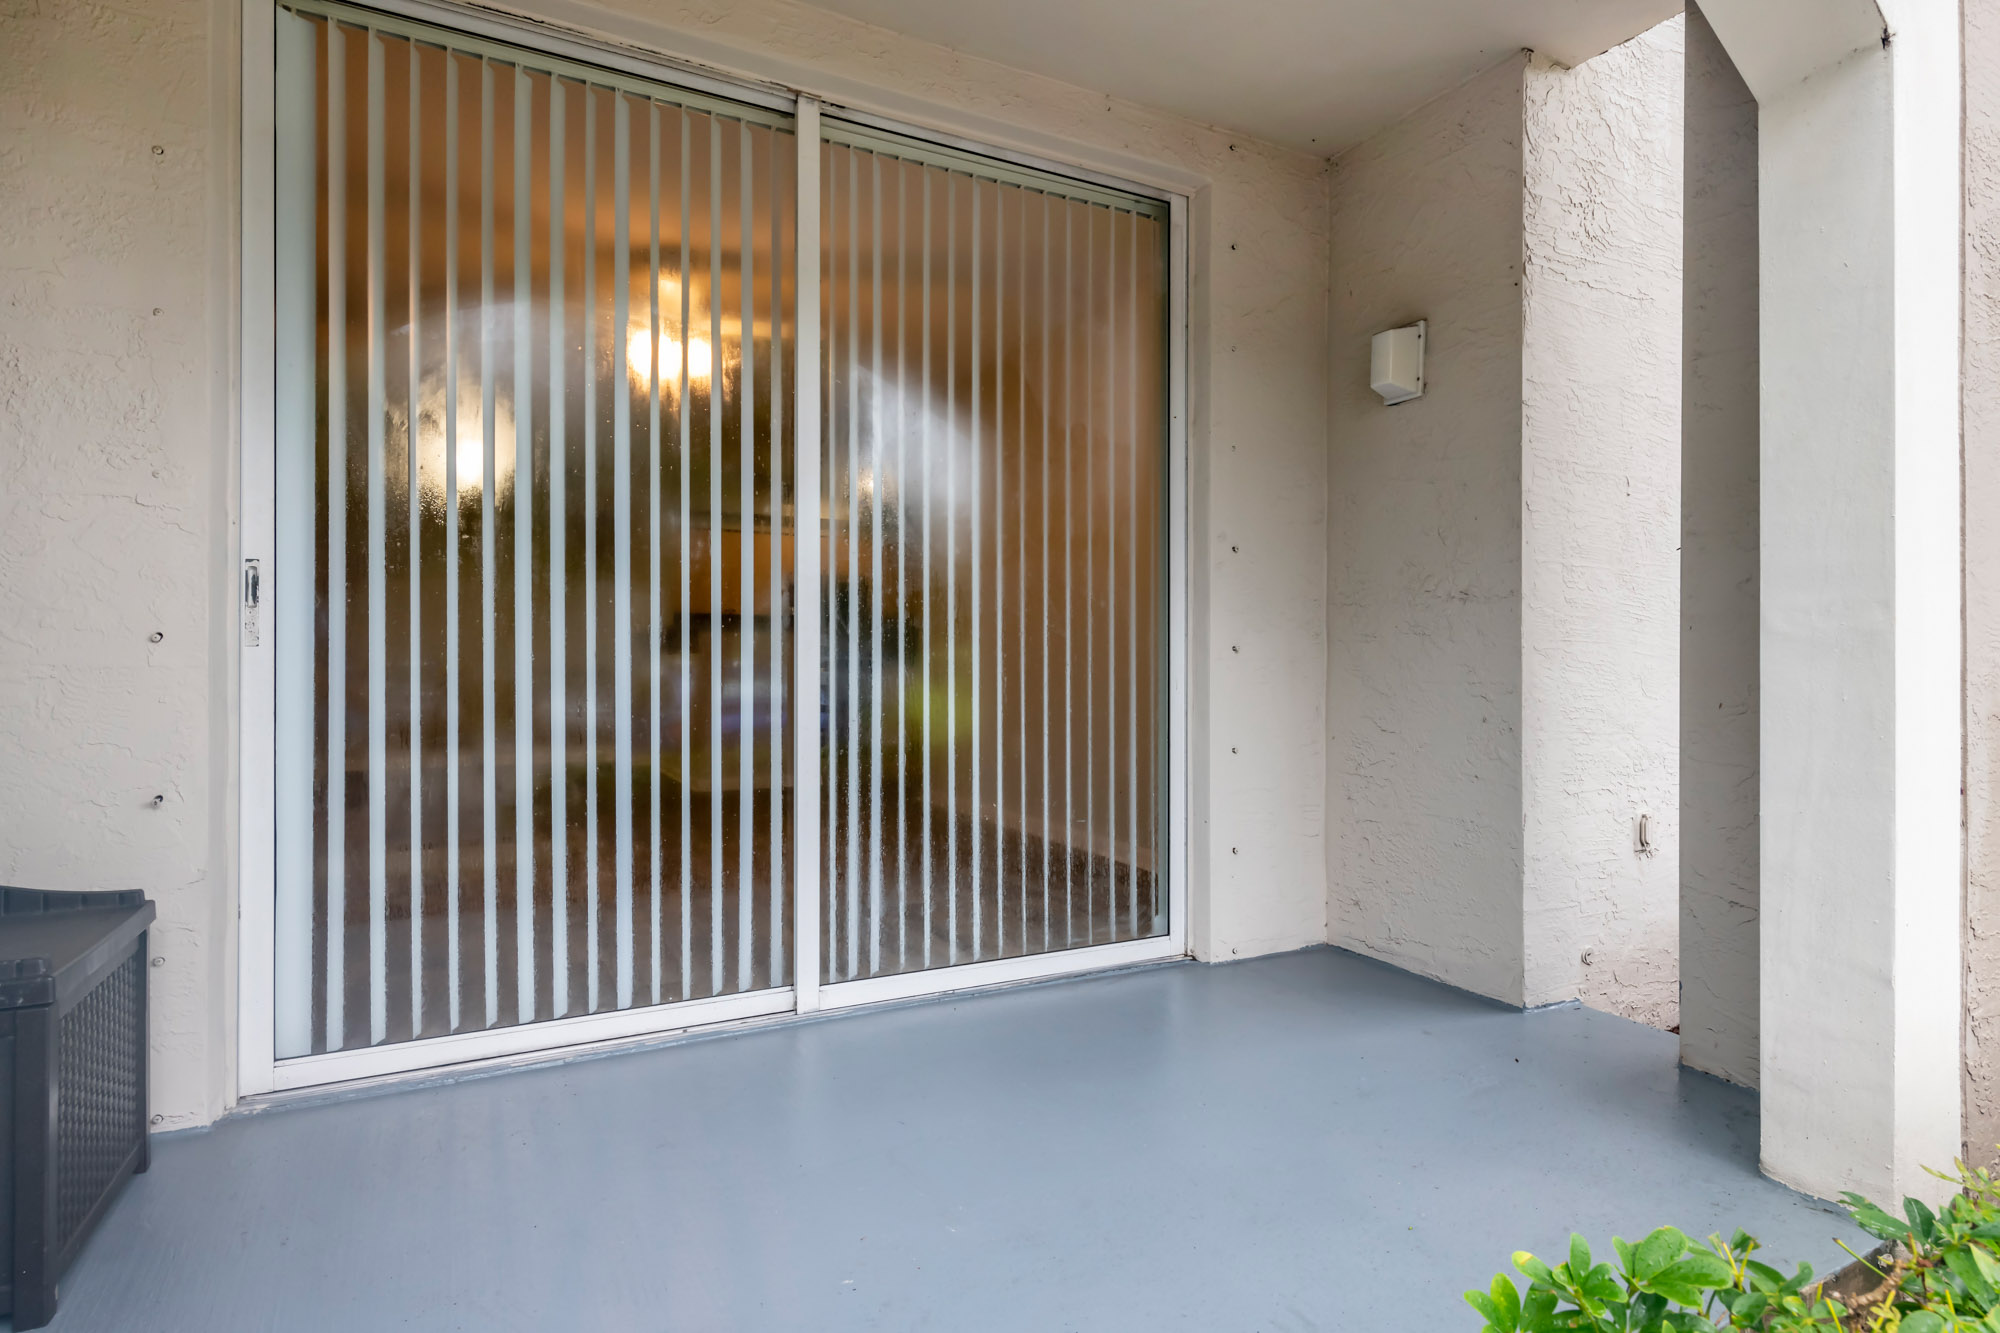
(0, 888, 154, 1330)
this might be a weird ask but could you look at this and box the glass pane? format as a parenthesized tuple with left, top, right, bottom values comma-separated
(273, 9, 796, 1058)
(820, 138, 1168, 983)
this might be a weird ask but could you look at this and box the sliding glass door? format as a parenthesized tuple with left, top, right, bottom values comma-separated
(815, 127, 1169, 984)
(262, 0, 1174, 1078)
(271, 4, 796, 1058)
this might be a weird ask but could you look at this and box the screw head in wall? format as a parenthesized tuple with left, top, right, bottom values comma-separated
(151, 145, 164, 156)
(150, 1114, 165, 1125)
(150, 957, 165, 968)
(149, 631, 164, 643)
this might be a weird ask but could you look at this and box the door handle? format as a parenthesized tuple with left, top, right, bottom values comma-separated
(242, 557, 262, 648)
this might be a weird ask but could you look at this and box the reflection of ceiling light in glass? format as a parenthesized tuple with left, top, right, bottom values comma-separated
(627, 325, 711, 386)
(414, 378, 516, 501)
(455, 431, 484, 494)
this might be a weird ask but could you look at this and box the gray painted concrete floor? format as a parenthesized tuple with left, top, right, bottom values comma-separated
(39, 948, 1857, 1332)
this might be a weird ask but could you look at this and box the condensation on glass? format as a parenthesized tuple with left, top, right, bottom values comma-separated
(271, 5, 797, 1057)
(817, 130, 1170, 984)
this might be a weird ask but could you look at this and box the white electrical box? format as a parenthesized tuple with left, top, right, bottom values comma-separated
(1370, 320, 1425, 406)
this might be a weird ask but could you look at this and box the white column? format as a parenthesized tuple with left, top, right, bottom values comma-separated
(1701, 0, 1963, 1205)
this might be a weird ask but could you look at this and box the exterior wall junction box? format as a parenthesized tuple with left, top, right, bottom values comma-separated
(1370, 320, 1426, 405)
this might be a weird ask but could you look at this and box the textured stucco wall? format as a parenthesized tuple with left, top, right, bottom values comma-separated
(1519, 23, 1684, 1025)
(1325, 57, 1529, 1002)
(4, 0, 1328, 1121)
(0, 0, 238, 1129)
(1966, 0, 2000, 1167)
(1679, 0, 1759, 1088)
(1327, 26, 1683, 1022)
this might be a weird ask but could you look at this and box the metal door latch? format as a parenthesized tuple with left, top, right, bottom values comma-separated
(242, 557, 262, 648)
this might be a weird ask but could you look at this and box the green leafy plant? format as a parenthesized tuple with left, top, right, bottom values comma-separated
(1466, 1160, 2000, 1332)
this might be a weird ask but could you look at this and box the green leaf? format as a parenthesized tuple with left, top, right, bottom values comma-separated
(1571, 1235, 1594, 1278)
(1633, 1228, 1688, 1281)
(1521, 1287, 1560, 1333)
(1898, 1312, 1946, 1333)
(1656, 1254, 1734, 1289)
(1844, 1198, 1911, 1243)
(1640, 1257, 1732, 1311)
(1629, 1291, 1669, 1325)
(1517, 1253, 1557, 1288)
(1906, 1197, 1939, 1243)
(1614, 1237, 1636, 1275)
(1949, 1248, 2000, 1306)
(1580, 1264, 1624, 1305)
(1727, 1292, 1770, 1325)
(1663, 1313, 1723, 1333)
(1743, 1260, 1783, 1293)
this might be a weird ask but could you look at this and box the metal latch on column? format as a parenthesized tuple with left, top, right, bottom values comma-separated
(242, 557, 262, 648)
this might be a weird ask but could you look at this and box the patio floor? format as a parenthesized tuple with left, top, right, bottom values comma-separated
(39, 947, 1857, 1331)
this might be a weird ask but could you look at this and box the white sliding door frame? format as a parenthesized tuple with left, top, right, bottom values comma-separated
(240, 0, 280, 1099)
(238, 0, 1189, 1097)
(793, 97, 826, 1016)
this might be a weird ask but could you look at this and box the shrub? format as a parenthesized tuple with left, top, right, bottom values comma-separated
(1465, 1160, 2000, 1332)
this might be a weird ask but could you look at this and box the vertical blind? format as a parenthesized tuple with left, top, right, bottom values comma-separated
(817, 127, 1169, 984)
(270, 1, 1170, 1063)
(273, 4, 797, 1058)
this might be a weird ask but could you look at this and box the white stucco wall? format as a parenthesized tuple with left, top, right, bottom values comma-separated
(1325, 57, 1529, 1002)
(1519, 24, 1684, 1025)
(3, 0, 1329, 1123)
(1327, 28, 1683, 1023)
(0, 0, 239, 1130)
(1964, 0, 2000, 1168)
(1678, 0, 1760, 1088)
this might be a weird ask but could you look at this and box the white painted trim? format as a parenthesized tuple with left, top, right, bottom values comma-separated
(268, 989, 798, 1090)
(817, 937, 1186, 1011)
(1881, 0, 1965, 1201)
(1168, 192, 1190, 953)
(822, 105, 1176, 208)
(793, 96, 824, 1015)
(238, 0, 280, 1101)
(303, 0, 797, 114)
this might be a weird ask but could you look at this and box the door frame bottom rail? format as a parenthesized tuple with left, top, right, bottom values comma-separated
(260, 935, 1188, 1095)
(817, 936, 1184, 1011)
(266, 987, 798, 1091)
